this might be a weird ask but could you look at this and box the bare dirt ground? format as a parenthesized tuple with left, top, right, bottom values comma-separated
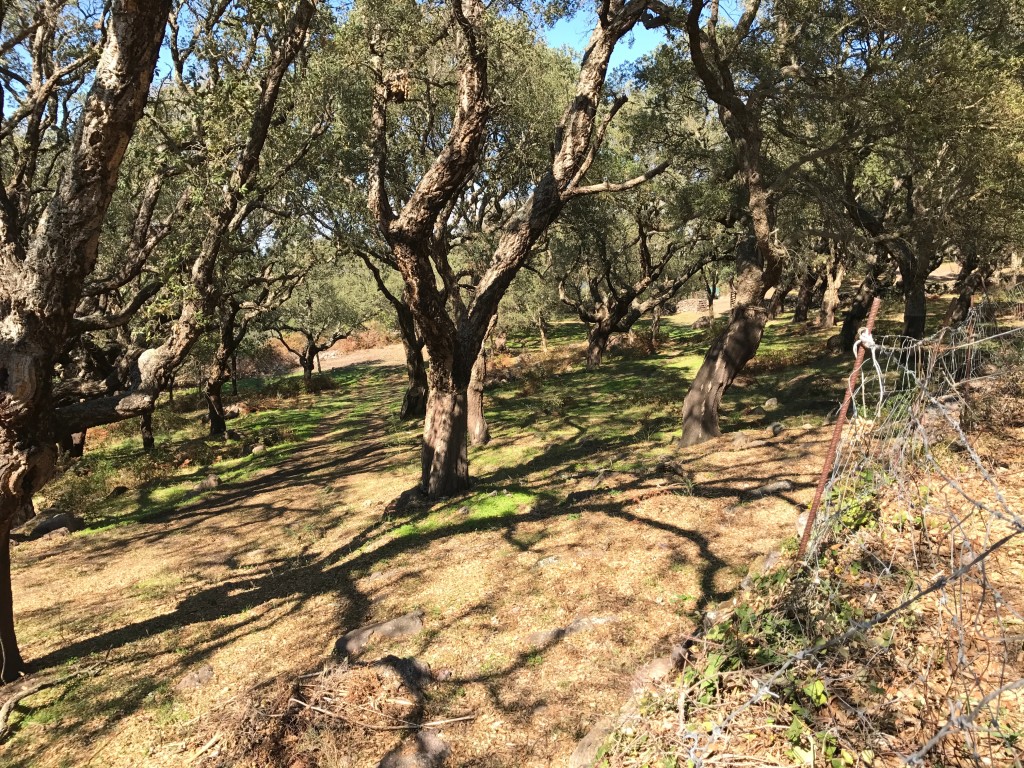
(5, 342, 832, 768)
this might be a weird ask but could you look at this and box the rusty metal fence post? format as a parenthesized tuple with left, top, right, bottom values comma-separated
(797, 298, 883, 559)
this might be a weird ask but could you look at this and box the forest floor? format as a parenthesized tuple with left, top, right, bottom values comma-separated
(2, 308, 958, 767)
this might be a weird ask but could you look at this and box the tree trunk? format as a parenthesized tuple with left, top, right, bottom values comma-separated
(205, 379, 226, 437)
(0, 516, 25, 682)
(538, 310, 548, 353)
(586, 324, 611, 369)
(230, 352, 238, 396)
(422, 385, 470, 497)
(792, 272, 817, 323)
(167, 376, 175, 404)
(944, 254, 983, 328)
(650, 305, 663, 349)
(679, 304, 768, 446)
(302, 362, 314, 392)
(819, 263, 845, 328)
(902, 269, 928, 339)
(70, 431, 86, 459)
(400, 340, 428, 420)
(766, 279, 792, 319)
(141, 410, 155, 452)
(467, 349, 490, 446)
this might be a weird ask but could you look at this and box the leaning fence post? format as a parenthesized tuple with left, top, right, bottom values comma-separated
(797, 297, 883, 559)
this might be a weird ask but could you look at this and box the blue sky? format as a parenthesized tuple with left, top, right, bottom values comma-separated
(543, 9, 668, 69)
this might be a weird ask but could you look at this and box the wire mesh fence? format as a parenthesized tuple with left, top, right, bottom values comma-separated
(603, 285, 1024, 768)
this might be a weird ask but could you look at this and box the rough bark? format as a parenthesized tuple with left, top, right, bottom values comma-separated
(140, 410, 155, 452)
(538, 310, 549, 353)
(650, 305, 662, 348)
(944, 254, 985, 327)
(792, 272, 818, 323)
(680, 257, 770, 447)
(766, 278, 792, 319)
(368, 0, 664, 496)
(205, 380, 226, 437)
(901, 264, 928, 339)
(422, 384, 470, 497)
(0, 0, 171, 681)
(587, 324, 612, 369)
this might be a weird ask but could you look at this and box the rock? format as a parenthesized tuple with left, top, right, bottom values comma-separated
(795, 511, 810, 539)
(224, 403, 251, 419)
(742, 479, 793, 501)
(632, 655, 678, 689)
(373, 655, 434, 692)
(564, 616, 616, 636)
(526, 628, 565, 649)
(193, 474, 220, 492)
(175, 663, 214, 691)
(691, 315, 712, 330)
(825, 334, 844, 354)
(568, 716, 615, 768)
(334, 610, 425, 658)
(761, 550, 783, 574)
(225, 429, 242, 441)
(534, 555, 559, 568)
(378, 729, 449, 768)
(764, 397, 779, 410)
(29, 511, 85, 540)
(767, 422, 785, 437)
(251, 444, 267, 456)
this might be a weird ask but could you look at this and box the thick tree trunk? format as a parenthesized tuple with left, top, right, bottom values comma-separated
(679, 304, 768, 446)
(0, 516, 24, 682)
(538, 310, 548, 353)
(792, 272, 817, 323)
(302, 362, 314, 392)
(422, 385, 470, 497)
(467, 350, 490, 446)
(586, 325, 611, 369)
(819, 263, 845, 328)
(141, 410, 155, 452)
(205, 380, 226, 437)
(651, 305, 663, 348)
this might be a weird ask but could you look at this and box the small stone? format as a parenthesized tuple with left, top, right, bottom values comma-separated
(564, 616, 616, 635)
(568, 717, 616, 768)
(193, 474, 220, 491)
(764, 397, 779, 410)
(768, 422, 785, 437)
(334, 611, 425, 658)
(251, 444, 267, 456)
(534, 556, 559, 568)
(743, 479, 793, 500)
(379, 729, 449, 768)
(632, 655, 678, 689)
(795, 511, 810, 539)
(175, 664, 214, 691)
(526, 628, 564, 649)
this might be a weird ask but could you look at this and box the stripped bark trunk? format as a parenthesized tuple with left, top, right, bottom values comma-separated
(467, 348, 489, 446)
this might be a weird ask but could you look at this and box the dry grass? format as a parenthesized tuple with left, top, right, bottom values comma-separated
(1, 315, 842, 768)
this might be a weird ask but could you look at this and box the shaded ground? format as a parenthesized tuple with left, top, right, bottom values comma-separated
(4, 313, 848, 767)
